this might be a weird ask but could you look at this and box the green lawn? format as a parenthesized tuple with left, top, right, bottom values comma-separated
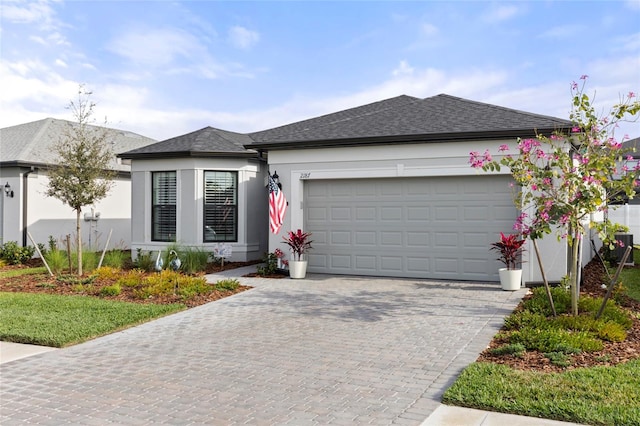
(0, 267, 48, 278)
(0, 292, 184, 347)
(443, 248, 640, 426)
(443, 361, 640, 425)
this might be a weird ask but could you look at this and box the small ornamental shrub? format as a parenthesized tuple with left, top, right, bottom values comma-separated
(102, 250, 128, 269)
(256, 252, 279, 276)
(45, 249, 68, 275)
(215, 278, 240, 291)
(180, 247, 209, 274)
(94, 266, 121, 281)
(509, 328, 603, 353)
(544, 352, 572, 368)
(503, 310, 550, 331)
(0, 241, 35, 265)
(133, 249, 154, 272)
(99, 284, 122, 297)
(488, 343, 526, 358)
(116, 269, 146, 288)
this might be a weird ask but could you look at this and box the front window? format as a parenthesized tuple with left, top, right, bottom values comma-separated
(152, 171, 176, 241)
(204, 171, 237, 242)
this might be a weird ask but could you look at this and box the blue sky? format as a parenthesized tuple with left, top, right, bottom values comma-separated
(1, 0, 639, 141)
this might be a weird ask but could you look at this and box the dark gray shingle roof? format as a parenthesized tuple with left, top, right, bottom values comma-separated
(119, 126, 257, 159)
(247, 94, 573, 148)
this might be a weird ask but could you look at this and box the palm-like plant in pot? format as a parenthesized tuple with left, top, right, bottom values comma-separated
(282, 229, 313, 278)
(490, 232, 526, 290)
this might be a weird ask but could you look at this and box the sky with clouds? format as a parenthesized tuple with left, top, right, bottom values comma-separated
(1, 0, 639, 141)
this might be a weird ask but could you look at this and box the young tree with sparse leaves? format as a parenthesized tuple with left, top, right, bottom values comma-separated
(470, 76, 639, 316)
(46, 86, 116, 275)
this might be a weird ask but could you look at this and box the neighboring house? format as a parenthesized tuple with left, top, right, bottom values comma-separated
(0, 118, 156, 251)
(118, 127, 268, 262)
(123, 93, 581, 283)
(608, 136, 640, 238)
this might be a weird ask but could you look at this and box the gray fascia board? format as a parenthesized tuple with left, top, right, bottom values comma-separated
(245, 127, 567, 151)
(118, 150, 259, 160)
(0, 160, 131, 178)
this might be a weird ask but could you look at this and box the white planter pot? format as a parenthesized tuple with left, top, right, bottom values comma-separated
(499, 268, 522, 291)
(289, 260, 308, 279)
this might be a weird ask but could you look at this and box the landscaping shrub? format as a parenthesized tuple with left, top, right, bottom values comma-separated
(116, 269, 147, 288)
(503, 310, 550, 331)
(508, 328, 603, 353)
(94, 266, 121, 281)
(0, 241, 35, 265)
(180, 247, 209, 274)
(256, 252, 279, 276)
(99, 284, 121, 297)
(215, 278, 240, 291)
(522, 286, 571, 315)
(133, 249, 155, 272)
(44, 249, 68, 275)
(488, 343, 526, 358)
(102, 250, 128, 269)
(132, 270, 210, 301)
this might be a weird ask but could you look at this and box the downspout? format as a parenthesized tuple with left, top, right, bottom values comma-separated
(22, 167, 35, 247)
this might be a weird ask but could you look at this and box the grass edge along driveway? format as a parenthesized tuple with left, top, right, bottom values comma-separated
(0, 292, 184, 347)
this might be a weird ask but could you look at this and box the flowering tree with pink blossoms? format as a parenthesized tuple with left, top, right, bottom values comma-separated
(470, 76, 640, 315)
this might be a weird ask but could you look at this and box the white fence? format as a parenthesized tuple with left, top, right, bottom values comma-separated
(608, 204, 640, 243)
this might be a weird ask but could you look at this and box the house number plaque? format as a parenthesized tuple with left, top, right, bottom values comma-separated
(300, 172, 311, 179)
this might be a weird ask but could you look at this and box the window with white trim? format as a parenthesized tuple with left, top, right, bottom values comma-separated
(152, 171, 176, 241)
(204, 171, 237, 242)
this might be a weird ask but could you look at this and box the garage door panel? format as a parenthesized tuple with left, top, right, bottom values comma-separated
(381, 207, 403, 221)
(356, 207, 376, 220)
(330, 231, 351, 245)
(380, 256, 403, 272)
(305, 176, 516, 280)
(435, 206, 459, 220)
(330, 207, 351, 221)
(407, 232, 429, 247)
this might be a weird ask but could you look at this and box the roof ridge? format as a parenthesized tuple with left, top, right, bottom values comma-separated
(426, 93, 570, 124)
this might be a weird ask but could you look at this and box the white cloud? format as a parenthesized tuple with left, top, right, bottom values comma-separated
(626, 0, 640, 10)
(392, 60, 414, 76)
(539, 25, 585, 39)
(107, 28, 201, 68)
(1, 0, 56, 26)
(54, 58, 67, 68)
(228, 26, 260, 49)
(421, 23, 438, 37)
(481, 5, 522, 23)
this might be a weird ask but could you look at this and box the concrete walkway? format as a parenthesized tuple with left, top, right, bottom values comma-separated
(0, 267, 581, 425)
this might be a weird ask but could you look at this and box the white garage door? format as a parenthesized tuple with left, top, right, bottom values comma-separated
(304, 176, 517, 281)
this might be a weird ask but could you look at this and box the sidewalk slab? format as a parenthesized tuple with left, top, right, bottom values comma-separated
(422, 405, 586, 426)
(0, 341, 58, 364)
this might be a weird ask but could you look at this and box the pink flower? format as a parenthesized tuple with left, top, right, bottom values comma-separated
(483, 149, 492, 162)
(626, 155, 634, 161)
(629, 92, 635, 98)
(542, 177, 552, 186)
(572, 126, 581, 133)
(498, 144, 509, 152)
(580, 74, 589, 80)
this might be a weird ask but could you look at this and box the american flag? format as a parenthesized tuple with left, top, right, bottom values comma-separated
(268, 174, 287, 234)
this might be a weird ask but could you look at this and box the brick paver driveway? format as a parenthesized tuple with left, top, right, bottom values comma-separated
(0, 270, 525, 425)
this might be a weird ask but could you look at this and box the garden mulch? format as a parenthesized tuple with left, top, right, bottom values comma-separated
(478, 257, 640, 372)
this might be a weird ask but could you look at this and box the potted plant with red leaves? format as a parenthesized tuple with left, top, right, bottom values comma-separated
(282, 229, 313, 279)
(490, 232, 526, 290)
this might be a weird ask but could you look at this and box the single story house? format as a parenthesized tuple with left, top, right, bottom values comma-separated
(119, 127, 268, 262)
(609, 136, 640, 238)
(122, 94, 581, 284)
(0, 118, 156, 251)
